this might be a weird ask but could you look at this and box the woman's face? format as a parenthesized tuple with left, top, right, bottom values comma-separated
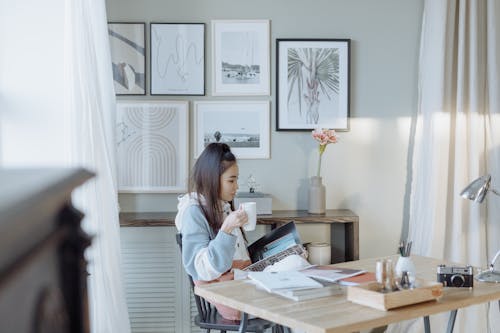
(219, 163, 239, 202)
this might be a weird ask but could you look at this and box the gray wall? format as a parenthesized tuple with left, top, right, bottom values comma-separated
(107, 0, 424, 258)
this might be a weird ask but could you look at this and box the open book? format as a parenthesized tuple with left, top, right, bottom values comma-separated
(248, 270, 345, 301)
(244, 222, 306, 272)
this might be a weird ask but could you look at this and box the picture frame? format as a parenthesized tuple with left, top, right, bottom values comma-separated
(212, 20, 270, 96)
(194, 101, 270, 159)
(276, 39, 350, 131)
(108, 22, 146, 95)
(116, 100, 189, 193)
(150, 23, 205, 95)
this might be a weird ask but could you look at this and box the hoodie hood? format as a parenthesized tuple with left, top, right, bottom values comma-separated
(175, 192, 232, 231)
(175, 193, 201, 231)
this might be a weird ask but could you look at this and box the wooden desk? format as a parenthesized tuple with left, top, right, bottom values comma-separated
(195, 255, 500, 333)
(120, 209, 359, 264)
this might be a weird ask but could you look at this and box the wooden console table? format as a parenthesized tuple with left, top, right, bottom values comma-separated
(119, 209, 359, 264)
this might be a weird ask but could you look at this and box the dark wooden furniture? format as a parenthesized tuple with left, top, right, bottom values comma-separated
(0, 168, 93, 333)
(120, 209, 359, 264)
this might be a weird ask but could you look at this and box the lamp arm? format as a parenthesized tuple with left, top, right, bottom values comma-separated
(487, 188, 500, 268)
(490, 249, 500, 270)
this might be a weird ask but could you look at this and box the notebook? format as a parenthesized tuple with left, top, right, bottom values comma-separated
(300, 266, 366, 283)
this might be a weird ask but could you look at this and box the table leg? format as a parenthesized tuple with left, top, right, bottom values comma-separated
(446, 309, 458, 333)
(423, 316, 430, 333)
(238, 312, 248, 333)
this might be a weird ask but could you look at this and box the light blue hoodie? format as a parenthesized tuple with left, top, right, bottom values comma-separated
(175, 193, 237, 281)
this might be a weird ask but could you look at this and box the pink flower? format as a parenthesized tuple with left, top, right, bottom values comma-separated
(311, 128, 339, 177)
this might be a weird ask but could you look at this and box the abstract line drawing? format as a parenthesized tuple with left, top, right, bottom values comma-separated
(277, 39, 350, 131)
(116, 101, 189, 193)
(108, 22, 146, 95)
(150, 23, 205, 95)
(212, 20, 270, 96)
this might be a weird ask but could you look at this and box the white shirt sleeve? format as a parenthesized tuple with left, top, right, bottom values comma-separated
(194, 247, 225, 281)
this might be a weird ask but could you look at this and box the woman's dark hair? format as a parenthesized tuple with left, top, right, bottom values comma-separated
(191, 143, 236, 232)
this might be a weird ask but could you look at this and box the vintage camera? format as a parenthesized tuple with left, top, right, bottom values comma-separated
(436, 264, 474, 288)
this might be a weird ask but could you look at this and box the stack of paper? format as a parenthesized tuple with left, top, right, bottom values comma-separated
(272, 283, 343, 301)
(247, 271, 323, 293)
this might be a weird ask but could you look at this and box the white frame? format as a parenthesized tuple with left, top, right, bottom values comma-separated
(194, 101, 270, 159)
(150, 23, 205, 95)
(116, 100, 189, 193)
(108, 22, 146, 95)
(212, 20, 270, 96)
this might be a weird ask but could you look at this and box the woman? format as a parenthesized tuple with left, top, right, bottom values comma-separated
(175, 143, 250, 320)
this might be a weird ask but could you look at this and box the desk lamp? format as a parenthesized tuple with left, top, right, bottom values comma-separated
(460, 174, 500, 283)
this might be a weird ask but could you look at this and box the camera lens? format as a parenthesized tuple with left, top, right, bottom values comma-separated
(450, 274, 465, 287)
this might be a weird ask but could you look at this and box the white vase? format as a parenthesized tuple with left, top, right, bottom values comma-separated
(395, 256, 416, 283)
(308, 176, 326, 214)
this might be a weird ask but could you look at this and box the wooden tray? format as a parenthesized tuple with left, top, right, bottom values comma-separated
(347, 279, 443, 311)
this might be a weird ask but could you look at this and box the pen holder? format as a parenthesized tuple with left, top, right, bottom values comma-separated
(395, 256, 416, 283)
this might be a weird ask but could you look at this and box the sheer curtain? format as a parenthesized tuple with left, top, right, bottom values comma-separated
(64, 1, 131, 333)
(396, 0, 500, 332)
(1, 0, 130, 332)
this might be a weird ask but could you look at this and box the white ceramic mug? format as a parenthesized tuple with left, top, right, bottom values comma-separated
(241, 202, 257, 231)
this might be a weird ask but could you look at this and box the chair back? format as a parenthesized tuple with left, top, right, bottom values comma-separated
(175, 233, 280, 333)
(175, 233, 215, 322)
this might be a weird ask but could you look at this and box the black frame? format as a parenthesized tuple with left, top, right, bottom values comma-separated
(276, 38, 351, 131)
(108, 22, 146, 96)
(150, 23, 205, 96)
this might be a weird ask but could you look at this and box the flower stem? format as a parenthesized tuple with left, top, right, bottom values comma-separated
(317, 150, 324, 177)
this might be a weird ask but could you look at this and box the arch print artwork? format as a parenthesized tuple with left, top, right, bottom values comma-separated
(116, 101, 189, 193)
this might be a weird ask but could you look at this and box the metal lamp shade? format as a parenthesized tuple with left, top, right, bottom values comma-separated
(461, 174, 500, 282)
(460, 174, 491, 203)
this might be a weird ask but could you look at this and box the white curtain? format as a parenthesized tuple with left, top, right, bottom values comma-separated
(64, 1, 131, 333)
(391, 0, 500, 332)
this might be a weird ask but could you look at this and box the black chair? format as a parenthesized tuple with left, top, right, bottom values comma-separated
(175, 233, 290, 333)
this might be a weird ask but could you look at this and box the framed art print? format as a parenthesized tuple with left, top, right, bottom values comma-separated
(150, 23, 205, 95)
(116, 101, 189, 193)
(212, 20, 270, 96)
(194, 101, 270, 159)
(276, 39, 350, 131)
(108, 22, 146, 95)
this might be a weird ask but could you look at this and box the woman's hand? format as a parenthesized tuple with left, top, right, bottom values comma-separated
(220, 206, 248, 234)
